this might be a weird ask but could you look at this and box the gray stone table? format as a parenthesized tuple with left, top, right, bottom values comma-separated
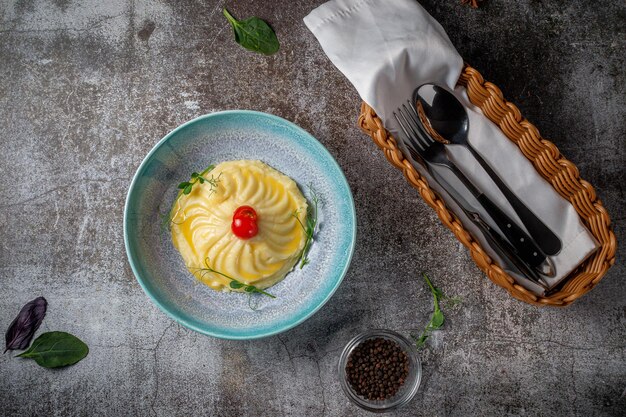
(1, 0, 624, 416)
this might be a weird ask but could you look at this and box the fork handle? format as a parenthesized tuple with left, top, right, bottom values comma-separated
(466, 146, 562, 255)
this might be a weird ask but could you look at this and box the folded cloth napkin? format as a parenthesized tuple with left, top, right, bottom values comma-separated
(304, 0, 598, 294)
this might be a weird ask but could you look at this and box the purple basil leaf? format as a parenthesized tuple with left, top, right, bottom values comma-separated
(4, 297, 47, 353)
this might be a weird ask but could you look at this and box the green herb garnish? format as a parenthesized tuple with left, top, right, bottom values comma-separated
(292, 188, 319, 269)
(414, 273, 460, 349)
(195, 258, 275, 299)
(17, 331, 89, 368)
(222, 8, 279, 55)
(161, 165, 220, 230)
(177, 165, 219, 195)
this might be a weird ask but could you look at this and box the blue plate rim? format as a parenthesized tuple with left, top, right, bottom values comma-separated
(123, 110, 356, 340)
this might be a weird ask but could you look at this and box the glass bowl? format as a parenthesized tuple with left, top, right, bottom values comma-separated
(338, 329, 422, 412)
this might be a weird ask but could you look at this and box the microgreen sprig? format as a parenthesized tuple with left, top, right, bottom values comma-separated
(195, 258, 275, 299)
(177, 166, 218, 195)
(292, 188, 319, 269)
(161, 165, 221, 230)
(414, 273, 461, 349)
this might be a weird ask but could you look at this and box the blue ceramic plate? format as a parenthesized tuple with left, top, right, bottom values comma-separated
(124, 111, 356, 340)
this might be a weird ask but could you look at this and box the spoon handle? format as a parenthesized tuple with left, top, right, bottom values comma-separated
(466, 146, 562, 255)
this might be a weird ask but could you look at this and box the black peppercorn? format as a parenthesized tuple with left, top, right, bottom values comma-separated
(345, 337, 410, 401)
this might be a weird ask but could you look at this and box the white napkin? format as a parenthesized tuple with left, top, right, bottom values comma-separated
(304, 0, 598, 294)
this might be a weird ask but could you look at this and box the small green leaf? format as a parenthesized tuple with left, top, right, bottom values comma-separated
(244, 286, 255, 293)
(178, 182, 190, 189)
(430, 310, 444, 329)
(191, 172, 199, 178)
(17, 331, 88, 368)
(183, 184, 193, 194)
(222, 8, 279, 55)
(198, 178, 205, 184)
(229, 281, 244, 289)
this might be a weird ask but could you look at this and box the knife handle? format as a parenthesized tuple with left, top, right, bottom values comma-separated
(467, 146, 562, 255)
(468, 211, 547, 288)
(476, 194, 546, 269)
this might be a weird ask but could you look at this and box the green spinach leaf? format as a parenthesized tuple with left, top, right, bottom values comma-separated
(223, 8, 279, 55)
(17, 331, 88, 368)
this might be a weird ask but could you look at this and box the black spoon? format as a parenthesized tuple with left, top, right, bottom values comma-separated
(414, 84, 562, 256)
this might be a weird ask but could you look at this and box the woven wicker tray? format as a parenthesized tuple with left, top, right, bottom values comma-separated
(358, 65, 617, 306)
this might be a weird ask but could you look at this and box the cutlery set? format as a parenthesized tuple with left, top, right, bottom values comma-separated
(394, 84, 563, 288)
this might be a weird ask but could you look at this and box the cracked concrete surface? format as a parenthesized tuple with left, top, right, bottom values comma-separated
(0, 0, 625, 416)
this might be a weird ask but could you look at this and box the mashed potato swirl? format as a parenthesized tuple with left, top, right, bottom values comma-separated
(171, 160, 308, 291)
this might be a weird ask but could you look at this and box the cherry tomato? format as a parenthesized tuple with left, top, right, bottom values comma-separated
(233, 205, 258, 221)
(231, 217, 258, 239)
(231, 206, 259, 239)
